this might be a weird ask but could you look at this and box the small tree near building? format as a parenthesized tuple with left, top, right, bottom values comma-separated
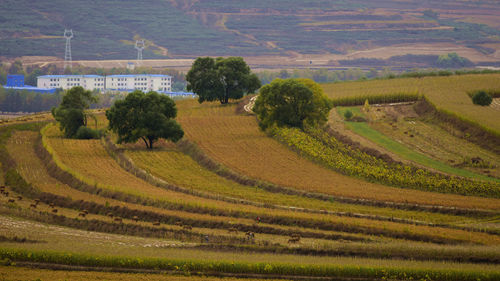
(51, 86, 98, 138)
(106, 90, 184, 149)
(186, 57, 261, 104)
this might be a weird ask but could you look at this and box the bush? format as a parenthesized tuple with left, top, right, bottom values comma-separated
(472, 91, 493, 106)
(344, 110, 353, 120)
(74, 126, 102, 139)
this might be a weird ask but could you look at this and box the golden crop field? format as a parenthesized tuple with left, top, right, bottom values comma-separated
(176, 99, 500, 211)
(124, 145, 478, 225)
(321, 74, 500, 133)
(35, 123, 500, 245)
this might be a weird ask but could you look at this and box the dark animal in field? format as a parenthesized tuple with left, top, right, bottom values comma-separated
(182, 225, 192, 230)
(34, 199, 40, 204)
(288, 236, 300, 243)
(7, 198, 15, 203)
(52, 208, 58, 213)
(245, 231, 255, 241)
(2, 191, 8, 197)
(107, 212, 114, 218)
(114, 217, 122, 223)
(174, 221, 183, 226)
(29, 203, 37, 208)
(132, 216, 139, 222)
(49, 203, 55, 208)
(78, 212, 86, 218)
(16, 195, 22, 201)
(82, 210, 89, 215)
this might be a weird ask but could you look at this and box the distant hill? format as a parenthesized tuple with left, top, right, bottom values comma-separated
(1, 0, 499, 62)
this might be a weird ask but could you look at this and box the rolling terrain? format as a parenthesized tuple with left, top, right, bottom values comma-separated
(1, 0, 499, 69)
(0, 73, 499, 280)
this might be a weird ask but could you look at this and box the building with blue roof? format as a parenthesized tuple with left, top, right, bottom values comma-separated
(37, 75, 105, 91)
(106, 74, 171, 92)
(2, 75, 56, 94)
(37, 74, 172, 92)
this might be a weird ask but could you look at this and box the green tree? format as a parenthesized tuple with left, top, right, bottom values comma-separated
(106, 91, 184, 149)
(472, 91, 492, 106)
(186, 57, 261, 104)
(52, 86, 98, 138)
(253, 78, 332, 130)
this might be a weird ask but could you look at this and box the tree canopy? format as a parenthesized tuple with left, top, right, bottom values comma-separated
(472, 90, 493, 106)
(253, 78, 332, 130)
(51, 86, 98, 138)
(105, 91, 184, 149)
(186, 57, 261, 104)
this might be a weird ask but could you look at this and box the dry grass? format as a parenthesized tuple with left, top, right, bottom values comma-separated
(176, 99, 500, 210)
(322, 74, 500, 133)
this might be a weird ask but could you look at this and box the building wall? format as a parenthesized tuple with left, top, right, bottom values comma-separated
(37, 74, 171, 93)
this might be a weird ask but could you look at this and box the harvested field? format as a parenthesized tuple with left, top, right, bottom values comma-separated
(176, 99, 500, 211)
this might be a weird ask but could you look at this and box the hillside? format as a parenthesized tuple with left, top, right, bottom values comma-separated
(1, 73, 500, 279)
(1, 0, 499, 65)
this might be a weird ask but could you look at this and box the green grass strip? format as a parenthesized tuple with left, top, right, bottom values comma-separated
(1, 248, 499, 281)
(338, 108, 498, 183)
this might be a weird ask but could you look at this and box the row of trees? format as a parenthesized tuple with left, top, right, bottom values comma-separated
(52, 86, 183, 149)
(50, 56, 333, 149)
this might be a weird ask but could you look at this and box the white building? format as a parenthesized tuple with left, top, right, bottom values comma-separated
(37, 74, 171, 93)
(106, 74, 171, 92)
(37, 75, 105, 91)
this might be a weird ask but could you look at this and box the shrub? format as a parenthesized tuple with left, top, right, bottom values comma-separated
(74, 126, 101, 139)
(472, 91, 493, 106)
(344, 110, 353, 120)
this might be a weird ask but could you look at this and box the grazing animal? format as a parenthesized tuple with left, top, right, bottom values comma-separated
(132, 216, 139, 222)
(78, 212, 86, 218)
(114, 217, 122, 223)
(152, 221, 160, 226)
(34, 199, 40, 204)
(52, 208, 58, 213)
(245, 231, 255, 241)
(228, 227, 238, 233)
(3, 191, 8, 197)
(107, 213, 114, 218)
(7, 198, 15, 203)
(29, 203, 37, 208)
(182, 225, 192, 230)
(16, 196, 22, 201)
(174, 221, 183, 226)
(288, 236, 300, 243)
(49, 203, 55, 208)
(82, 210, 89, 215)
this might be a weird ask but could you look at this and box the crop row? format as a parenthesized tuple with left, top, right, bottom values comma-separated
(176, 99, 500, 211)
(1, 248, 499, 281)
(38, 123, 500, 245)
(273, 126, 500, 198)
(330, 92, 421, 106)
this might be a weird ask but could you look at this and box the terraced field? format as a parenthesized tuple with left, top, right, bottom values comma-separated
(322, 74, 500, 133)
(1, 73, 500, 280)
(176, 99, 500, 211)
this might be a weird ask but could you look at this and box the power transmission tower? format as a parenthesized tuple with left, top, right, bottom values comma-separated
(64, 29, 73, 70)
(135, 40, 145, 61)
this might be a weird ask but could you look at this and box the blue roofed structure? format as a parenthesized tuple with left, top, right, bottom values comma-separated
(3, 75, 56, 94)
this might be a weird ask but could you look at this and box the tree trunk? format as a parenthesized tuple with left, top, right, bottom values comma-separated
(148, 137, 154, 149)
(141, 137, 149, 149)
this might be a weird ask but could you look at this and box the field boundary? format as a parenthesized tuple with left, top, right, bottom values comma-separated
(414, 97, 500, 154)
